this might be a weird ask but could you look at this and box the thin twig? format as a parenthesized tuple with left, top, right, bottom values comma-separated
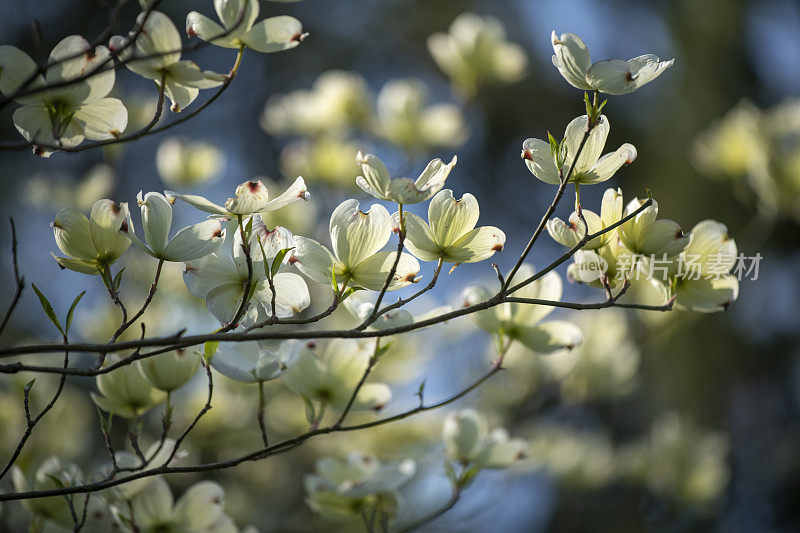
(0, 218, 24, 337)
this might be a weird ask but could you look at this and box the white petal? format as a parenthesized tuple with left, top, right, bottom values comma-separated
(253, 272, 310, 317)
(444, 226, 506, 263)
(186, 12, 237, 48)
(600, 187, 624, 228)
(349, 383, 392, 411)
(163, 219, 224, 262)
(52, 254, 99, 275)
(350, 251, 420, 291)
(522, 138, 560, 185)
(586, 55, 674, 95)
(258, 176, 309, 213)
(409, 155, 456, 200)
(355, 152, 391, 201)
(0, 45, 44, 105)
(72, 98, 128, 140)
(581, 143, 637, 184)
(206, 282, 245, 324)
(551, 31, 592, 90)
(684, 220, 738, 275)
(214, 0, 259, 37)
(134, 11, 182, 68)
(13, 104, 84, 150)
(397, 211, 441, 262)
(183, 251, 241, 298)
(508, 266, 562, 326)
(514, 320, 583, 353)
(46, 36, 113, 105)
(131, 477, 174, 527)
(290, 237, 337, 285)
(564, 114, 609, 178)
(676, 275, 738, 313)
(638, 219, 689, 257)
(89, 199, 130, 262)
(53, 207, 97, 260)
(166, 190, 228, 215)
(138, 191, 172, 254)
(428, 189, 479, 247)
(225, 180, 270, 214)
(167, 60, 224, 89)
(162, 78, 199, 113)
(443, 409, 488, 462)
(330, 200, 391, 268)
(173, 481, 225, 529)
(242, 16, 304, 53)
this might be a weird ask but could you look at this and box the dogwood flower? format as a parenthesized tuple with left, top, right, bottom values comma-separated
(105, 440, 183, 502)
(211, 341, 299, 383)
(546, 187, 622, 250)
(12, 458, 90, 528)
(123, 477, 237, 533)
(462, 265, 583, 353)
(428, 13, 527, 95)
(356, 151, 457, 204)
(186, 0, 305, 53)
(52, 199, 131, 274)
(304, 453, 416, 521)
(110, 11, 224, 112)
(375, 78, 467, 151)
(136, 348, 202, 392)
(282, 339, 392, 411)
(183, 217, 310, 324)
(123, 191, 225, 262)
(0, 36, 127, 155)
(523, 115, 637, 185)
(167, 177, 309, 217)
(443, 409, 529, 469)
(618, 198, 689, 257)
(290, 199, 420, 291)
(156, 136, 225, 187)
(92, 354, 167, 418)
(551, 31, 674, 95)
(396, 189, 505, 264)
(674, 220, 739, 312)
(342, 291, 414, 331)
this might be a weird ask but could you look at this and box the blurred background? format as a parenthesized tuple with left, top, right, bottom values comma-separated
(1, 0, 800, 531)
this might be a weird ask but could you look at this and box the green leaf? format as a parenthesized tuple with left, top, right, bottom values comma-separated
(32, 284, 63, 335)
(302, 397, 316, 425)
(374, 342, 393, 361)
(65, 291, 86, 334)
(339, 286, 363, 303)
(203, 341, 220, 362)
(271, 247, 294, 278)
(44, 474, 66, 489)
(96, 406, 112, 434)
(24, 379, 35, 393)
(112, 268, 125, 292)
(443, 459, 458, 484)
(244, 216, 254, 241)
(330, 266, 338, 293)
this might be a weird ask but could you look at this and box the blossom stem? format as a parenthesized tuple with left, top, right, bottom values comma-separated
(257, 380, 269, 447)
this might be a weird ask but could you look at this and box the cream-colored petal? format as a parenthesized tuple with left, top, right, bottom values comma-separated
(522, 138, 560, 185)
(242, 16, 304, 53)
(444, 226, 506, 263)
(330, 199, 391, 267)
(428, 189, 479, 246)
(349, 251, 420, 291)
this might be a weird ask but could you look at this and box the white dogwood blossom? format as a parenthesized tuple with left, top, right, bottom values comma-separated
(618, 197, 689, 257)
(397, 189, 506, 264)
(291, 199, 420, 291)
(304, 453, 415, 521)
(356, 151, 457, 204)
(12, 458, 90, 529)
(674, 220, 739, 312)
(427, 13, 527, 94)
(123, 477, 238, 533)
(523, 115, 637, 185)
(186, 0, 305, 53)
(168, 177, 309, 217)
(551, 31, 674, 95)
(123, 191, 225, 262)
(0, 36, 127, 155)
(110, 11, 224, 112)
(443, 409, 529, 469)
(136, 348, 202, 392)
(462, 265, 583, 353)
(211, 341, 300, 383)
(92, 354, 167, 418)
(282, 339, 392, 411)
(183, 217, 310, 324)
(52, 199, 131, 274)
(547, 187, 623, 250)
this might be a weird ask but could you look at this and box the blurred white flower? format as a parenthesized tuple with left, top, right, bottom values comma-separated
(443, 409, 528, 469)
(156, 137, 225, 187)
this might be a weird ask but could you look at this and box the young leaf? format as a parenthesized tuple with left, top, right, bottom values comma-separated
(302, 397, 316, 425)
(204, 341, 220, 362)
(65, 291, 86, 334)
(24, 378, 35, 393)
(270, 247, 294, 278)
(96, 406, 113, 434)
(112, 268, 125, 292)
(32, 284, 63, 335)
(44, 474, 66, 489)
(340, 286, 364, 303)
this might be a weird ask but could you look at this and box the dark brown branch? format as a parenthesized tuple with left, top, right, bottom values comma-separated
(0, 218, 24, 337)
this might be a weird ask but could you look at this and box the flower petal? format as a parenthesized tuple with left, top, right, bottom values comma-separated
(444, 226, 506, 263)
(89, 199, 130, 263)
(508, 266, 563, 326)
(173, 481, 225, 529)
(52, 254, 99, 275)
(684, 220, 738, 275)
(0, 45, 44, 105)
(162, 78, 199, 113)
(214, 0, 259, 37)
(137, 191, 172, 254)
(183, 251, 241, 298)
(13, 104, 84, 151)
(676, 274, 738, 313)
(522, 138, 560, 185)
(349, 251, 420, 291)
(290, 236, 337, 285)
(134, 11, 182, 68)
(513, 320, 583, 353)
(163, 219, 224, 262)
(355, 152, 391, 201)
(167, 60, 224, 89)
(253, 272, 310, 317)
(551, 31, 592, 90)
(71, 97, 128, 140)
(586, 55, 674, 95)
(396, 211, 441, 262)
(186, 11, 237, 48)
(53, 207, 96, 260)
(206, 281, 245, 324)
(564, 114, 609, 178)
(165, 190, 228, 215)
(330, 199, 391, 268)
(225, 180, 270, 214)
(258, 176, 310, 213)
(242, 15, 304, 53)
(428, 190, 479, 247)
